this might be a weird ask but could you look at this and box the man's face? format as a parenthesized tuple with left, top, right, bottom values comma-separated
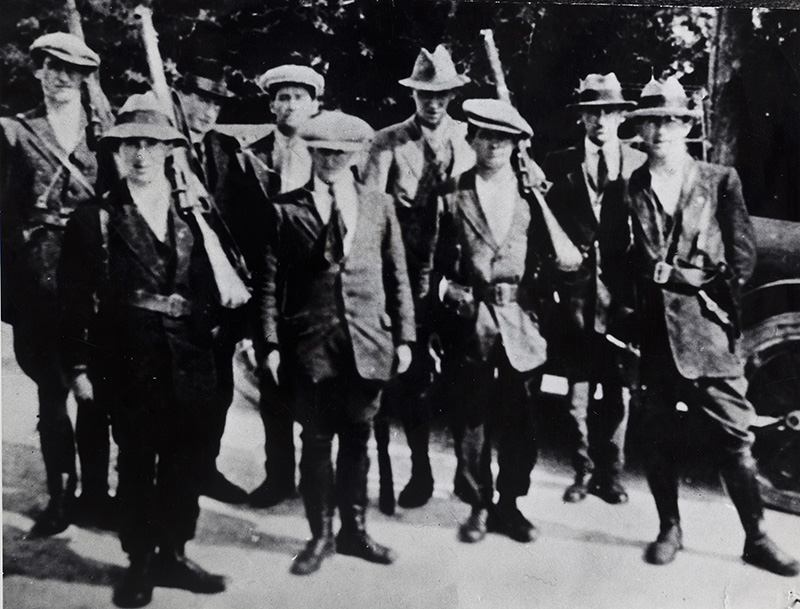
(115, 138, 171, 187)
(580, 108, 625, 147)
(637, 116, 693, 159)
(36, 56, 87, 105)
(412, 89, 456, 128)
(181, 91, 222, 138)
(270, 85, 319, 132)
(310, 147, 357, 183)
(470, 128, 515, 172)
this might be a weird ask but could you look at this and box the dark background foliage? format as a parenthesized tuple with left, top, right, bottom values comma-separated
(1, 1, 798, 219)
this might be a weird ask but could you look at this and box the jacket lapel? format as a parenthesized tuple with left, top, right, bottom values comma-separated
(395, 117, 424, 181)
(112, 183, 168, 282)
(171, 205, 194, 284)
(456, 171, 499, 251)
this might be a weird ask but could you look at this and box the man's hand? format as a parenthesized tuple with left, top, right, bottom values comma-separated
(395, 344, 412, 374)
(72, 372, 94, 402)
(265, 350, 281, 386)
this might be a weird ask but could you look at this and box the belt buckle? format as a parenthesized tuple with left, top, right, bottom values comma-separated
(653, 261, 672, 285)
(167, 294, 184, 317)
(493, 283, 514, 306)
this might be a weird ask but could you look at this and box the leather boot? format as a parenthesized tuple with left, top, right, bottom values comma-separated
(488, 498, 538, 543)
(28, 473, 76, 538)
(644, 450, 682, 565)
(154, 543, 226, 593)
(563, 470, 591, 503)
(291, 506, 335, 575)
(337, 505, 396, 565)
(113, 551, 155, 608)
(397, 423, 433, 509)
(458, 505, 488, 543)
(374, 416, 396, 516)
(721, 458, 800, 577)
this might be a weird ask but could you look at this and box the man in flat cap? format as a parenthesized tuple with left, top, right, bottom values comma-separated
(174, 67, 251, 506)
(424, 99, 554, 544)
(544, 73, 646, 506)
(243, 64, 325, 509)
(625, 77, 798, 576)
(363, 44, 475, 513)
(254, 111, 415, 574)
(59, 92, 227, 607)
(0, 31, 114, 537)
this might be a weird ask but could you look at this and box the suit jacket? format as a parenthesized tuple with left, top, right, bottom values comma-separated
(545, 143, 646, 343)
(1, 105, 97, 322)
(627, 159, 756, 379)
(58, 180, 219, 410)
(429, 169, 551, 372)
(256, 182, 416, 383)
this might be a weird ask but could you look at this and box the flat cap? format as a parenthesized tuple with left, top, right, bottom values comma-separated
(628, 76, 702, 119)
(299, 111, 374, 151)
(100, 92, 187, 145)
(30, 32, 100, 70)
(463, 99, 532, 137)
(256, 64, 325, 98)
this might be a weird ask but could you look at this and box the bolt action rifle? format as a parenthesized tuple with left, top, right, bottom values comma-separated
(134, 3, 251, 308)
(480, 29, 583, 272)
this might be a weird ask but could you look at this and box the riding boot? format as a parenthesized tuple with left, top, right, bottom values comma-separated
(721, 456, 800, 577)
(336, 504, 396, 565)
(398, 421, 433, 509)
(291, 492, 335, 575)
(643, 450, 682, 565)
(374, 415, 396, 515)
(30, 414, 77, 538)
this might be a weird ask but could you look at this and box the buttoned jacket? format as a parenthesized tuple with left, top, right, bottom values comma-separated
(627, 160, 756, 379)
(1, 105, 97, 322)
(256, 182, 416, 384)
(545, 143, 647, 338)
(429, 169, 551, 372)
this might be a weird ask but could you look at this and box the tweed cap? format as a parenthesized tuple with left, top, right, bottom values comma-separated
(30, 32, 100, 70)
(257, 64, 325, 98)
(463, 99, 533, 137)
(628, 77, 702, 119)
(568, 73, 634, 110)
(299, 111, 374, 151)
(100, 92, 187, 145)
(399, 45, 470, 91)
(178, 73, 233, 100)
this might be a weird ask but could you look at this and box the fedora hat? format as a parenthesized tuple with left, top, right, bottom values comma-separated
(568, 73, 634, 110)
(399, 45, 470, 91)
(628, 76, 702, 119)
(300, 111, 374, 151)
(100, 92, 187, 145)
(463, 99, 532, 138)
(178, 73, 233, 101)
(30, 32, 100, 70)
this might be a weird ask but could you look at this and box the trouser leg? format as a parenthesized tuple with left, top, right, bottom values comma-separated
(259, 385, 296, 491)
(75, 397, 110, 497)
(567, 380, 592, 475)
(37, 383, 78, 499)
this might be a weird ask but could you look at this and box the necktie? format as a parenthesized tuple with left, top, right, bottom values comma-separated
(596, 148, 608, 193)
(194, 142, 205, 169)
(325, 182, 347, 262)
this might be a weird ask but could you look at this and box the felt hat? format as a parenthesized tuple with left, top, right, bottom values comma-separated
(100, 92, 187, 145)
(627, 76, 703, 119)
(398, 45, 470, 91)
(568, 73, 634, 110)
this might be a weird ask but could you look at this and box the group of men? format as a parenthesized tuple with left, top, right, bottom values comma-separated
(2, 29, 798, 609)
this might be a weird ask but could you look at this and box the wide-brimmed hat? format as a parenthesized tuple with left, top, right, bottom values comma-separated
(399, 45, 470, 91)
(100, 92, 187, 145)
(257, 64, 325, 98)
(300, 111, 374, 151)
(177, 73, 233, 101)
(463, 99, 532, 138)
(627, 77, 703, 119)
(568, 73, 634, 110)
(30, 32, 100, 70)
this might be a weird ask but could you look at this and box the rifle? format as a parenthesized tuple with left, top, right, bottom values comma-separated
(65, 0, 114, 150)
(480, 29, 583, 272)
(134, 4, 251, 308)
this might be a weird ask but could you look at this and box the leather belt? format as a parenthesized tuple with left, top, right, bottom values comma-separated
(477, 282, 520, 306)
(125, 290, 192, 318)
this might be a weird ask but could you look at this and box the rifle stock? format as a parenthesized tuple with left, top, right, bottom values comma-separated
(480, 29, 583, 272)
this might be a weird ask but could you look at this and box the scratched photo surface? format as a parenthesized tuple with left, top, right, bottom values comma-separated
(2, 2, 799, 608)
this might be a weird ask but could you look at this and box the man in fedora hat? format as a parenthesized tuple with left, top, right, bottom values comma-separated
(59, 92, 228, 606)
(363, 44, 475, 513)
(0, 31, 114, 537)
(625, 76, 798, 576)
(254, 110, 415, 574)
(544, 73, 646, 506)
(174, 66, 252, 506)
(243, 64, 325, 509)
(424, 99, 554, 545)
